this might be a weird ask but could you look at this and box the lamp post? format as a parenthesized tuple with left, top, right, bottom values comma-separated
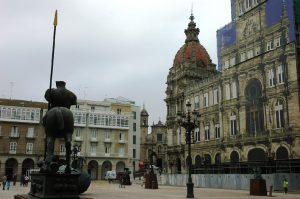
(177, 101, 200, 198)
(150, 135, 155, 173)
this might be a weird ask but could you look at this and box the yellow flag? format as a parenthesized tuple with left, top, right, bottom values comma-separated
(53, 10, 58, 26)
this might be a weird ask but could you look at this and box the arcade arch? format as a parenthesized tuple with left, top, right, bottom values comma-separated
(88, 160, 98, 180)
(101, 160, 112, 179)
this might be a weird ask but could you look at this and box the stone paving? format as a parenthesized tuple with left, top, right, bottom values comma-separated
(1, 180, 300, 199)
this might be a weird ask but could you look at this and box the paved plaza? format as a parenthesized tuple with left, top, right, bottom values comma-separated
(1, 180, 300, 199)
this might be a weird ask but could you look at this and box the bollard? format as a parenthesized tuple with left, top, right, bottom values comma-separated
(269, 185, 273, 197)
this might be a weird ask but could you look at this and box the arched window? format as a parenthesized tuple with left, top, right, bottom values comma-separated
(195, 155, 202, 168)
(204, 154, 211, 165)
(245, 79, 264, 136)
(275, 100, 284, 128)
(215, 124, 220, 139)
(276, 146, 289, 160)
(248, 148, 266, 162)
(230, 112, 237, 136)
(205, 123, 210, 141)
(230, 151, 239, 163)
(194, 128, 200, 142)
(177, 128, 180, 145)
(277, 64, 284, 84)
(215, 153, 221, 165)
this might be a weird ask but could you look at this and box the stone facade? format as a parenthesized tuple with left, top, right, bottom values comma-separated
(0, 99, 47, 180)
(0, 97, 141, 180)
(165, 0, 300, 174)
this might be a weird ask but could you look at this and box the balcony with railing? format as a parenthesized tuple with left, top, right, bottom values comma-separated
(118, 153, 124, 157)
(9, 150, 16, 154)
(26, 132, 36, 139)
(90, 137, 98, 142)
(118, 139, 126, 144)
(26, 150, 33, 154)
(72, 110, 87, 127)
(74, 136, 82, 141)
(10, 132, 20, 139)
(26, 135, 36, 139)
(0, 106, 41, 123)
(88, 113, 129, 129)
(90, 152, 97, 156)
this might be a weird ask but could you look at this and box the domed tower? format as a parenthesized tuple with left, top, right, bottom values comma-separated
(140, 105, 149, 128)
(140, 105, 149, 164)
(165, 14, 217, 143)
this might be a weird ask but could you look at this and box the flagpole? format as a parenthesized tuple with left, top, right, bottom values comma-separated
(48, 10, 58, 110)
(45, 10, 58, 160)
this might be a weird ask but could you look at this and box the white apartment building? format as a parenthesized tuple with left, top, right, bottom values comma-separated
(72, 97, 141, 180)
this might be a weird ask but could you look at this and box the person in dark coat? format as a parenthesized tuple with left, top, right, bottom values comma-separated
(20, 175, 25, 187)
(2, 175, 7, 190)
(13, 174, 17, 186)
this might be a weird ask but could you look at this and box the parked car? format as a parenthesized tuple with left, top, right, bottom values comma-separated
(105, 170, 117, 182)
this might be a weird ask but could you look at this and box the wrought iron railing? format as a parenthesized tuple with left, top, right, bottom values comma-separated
(192, 159, 300, 174)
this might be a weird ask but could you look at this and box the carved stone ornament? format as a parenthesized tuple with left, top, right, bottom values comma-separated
(243, 19, 258, 37)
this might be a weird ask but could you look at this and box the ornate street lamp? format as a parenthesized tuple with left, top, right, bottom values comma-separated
(177, 101, 200, 198)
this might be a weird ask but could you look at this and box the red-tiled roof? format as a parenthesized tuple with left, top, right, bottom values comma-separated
(174, 41, 209, 67)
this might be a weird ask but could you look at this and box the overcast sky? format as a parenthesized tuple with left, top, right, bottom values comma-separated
(0, 0, 231, 125)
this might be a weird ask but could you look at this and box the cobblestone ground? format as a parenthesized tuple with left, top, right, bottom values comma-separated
(1, 180, 300, 199)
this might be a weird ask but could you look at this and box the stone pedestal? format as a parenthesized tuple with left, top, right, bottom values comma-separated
(16, 173, 81, 199)
(250, 179, 267, 196)
(145, 173, 158, 189)
(123, 174, 132, 185)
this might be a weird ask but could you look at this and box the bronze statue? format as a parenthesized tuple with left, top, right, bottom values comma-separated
(42, 81, 77, 174)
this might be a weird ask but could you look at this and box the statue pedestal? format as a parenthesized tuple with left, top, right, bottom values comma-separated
(15, 173, 81, 199)
(144, 173, 158, 189)
(250, 179, 267, 196)
(123, 174, 132, 185)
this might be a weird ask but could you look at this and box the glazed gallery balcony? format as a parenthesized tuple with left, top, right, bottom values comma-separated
(0, 106, 41, 123)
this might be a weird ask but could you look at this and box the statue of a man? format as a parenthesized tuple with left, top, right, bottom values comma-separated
(42, 81, 77, 173)
(45, 81, 77, 109)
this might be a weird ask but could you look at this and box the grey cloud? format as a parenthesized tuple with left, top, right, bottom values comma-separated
(0, 0, 231, 124)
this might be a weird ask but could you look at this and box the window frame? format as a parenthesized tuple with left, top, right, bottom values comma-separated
(215, 124, 220, 139)
(268, 68, 275, 87)
(194, 95, 199, 109)
(26, 143, 33, 153)
(205, 125, 210, 141)
(230, 113, 237, 136)
(204, 93, 209, 108)
(277, 64, 284, 84)
(9, 142, 17, 152)
(275, 100, 284, 128)
(213, 89, 219, 105)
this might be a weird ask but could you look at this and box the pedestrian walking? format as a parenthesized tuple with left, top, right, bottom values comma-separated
(283, 178, 288, 194)
(2, 175, 7, 190)
(20, 175, 25, 187)
(24, 175, 29, 187)
(13, 174, 17, 186)
(118, 174, 125, 188)
(6, 175, 11, 190)
(6, 180, 10, 190)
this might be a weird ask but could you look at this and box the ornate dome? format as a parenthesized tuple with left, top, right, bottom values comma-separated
(173, 14, 212, 68)
(141, 109, 149, 116)
(140, 104, 149, 116)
